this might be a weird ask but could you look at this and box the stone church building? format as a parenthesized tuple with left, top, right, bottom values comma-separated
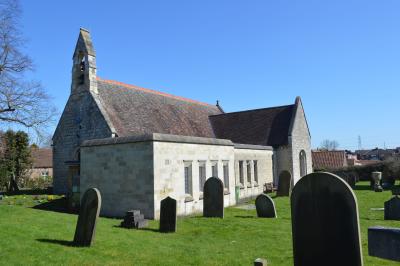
(53, 29, 312, 219)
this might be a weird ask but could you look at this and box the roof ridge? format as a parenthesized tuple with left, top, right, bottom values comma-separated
(209, 104, 294, 117)
(96, 77, 216, 108)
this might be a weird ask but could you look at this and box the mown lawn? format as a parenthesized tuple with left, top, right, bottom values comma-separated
(0, 181, 399, 265)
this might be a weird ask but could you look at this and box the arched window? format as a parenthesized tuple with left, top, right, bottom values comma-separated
(299, 150, 307, 177)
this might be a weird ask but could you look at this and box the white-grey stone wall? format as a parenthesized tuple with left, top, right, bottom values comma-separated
(234, 147, 273, 201)
(288, 99, 313, 184)
(153, 141, 235, 219)
(80, 141, 154, 218)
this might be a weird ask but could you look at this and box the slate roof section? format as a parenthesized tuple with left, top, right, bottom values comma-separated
(96, 78, 222, 138)
(312, 150, 348, 170)
(209, 105, 295, 147)
(31, 148, 53, 168)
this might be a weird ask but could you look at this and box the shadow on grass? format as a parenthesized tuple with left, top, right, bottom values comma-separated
(32, 198, 76, 215)
(3, 188, 51, 196)
(353, 184, 372, 191)
(112, 225, 160, 232)
(234, 215, 255, 219)
(36, 238, 76, 247)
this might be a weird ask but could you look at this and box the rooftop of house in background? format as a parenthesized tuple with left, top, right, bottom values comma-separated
(354, 147, 400, 161)
(31, 148, 52, 168)
(312, 150, 348, 170)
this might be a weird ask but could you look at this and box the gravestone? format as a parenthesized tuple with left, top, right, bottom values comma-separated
(159, 196, 177, 233)
(372, 171, 383, 192)
(120, 210, 148, 229)
(255, 194, 277, 218)
(203, 177, 224, 218)
(277, 171, 291, 196)
(384, 196, 400, 220)
(291, 172, 363, 266)
(254, 258, 267, 266)
(73, 188, 101, 247)
(368, 226, 400, 262)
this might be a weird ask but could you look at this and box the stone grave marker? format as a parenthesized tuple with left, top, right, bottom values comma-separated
(384, 196, 400, 221)
(255, 194, 277, 218)
(277, 171, 291, 196)
(159, 196, 177, 233)
(203, 177, 224, 218)
(291, 172, 363, 266)
(121, 210, 148, 229)
(254, 258, 267, 266)
(372, 171, 383, 192)
(368, 226, 400, 262)
(73, 188, 101, 247)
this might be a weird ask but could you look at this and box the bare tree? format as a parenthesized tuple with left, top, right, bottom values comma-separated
(320, 139, 339, 151)
(0, 0, 56, 137)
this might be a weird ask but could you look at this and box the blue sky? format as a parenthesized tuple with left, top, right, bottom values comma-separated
(19, 0, 400, 150)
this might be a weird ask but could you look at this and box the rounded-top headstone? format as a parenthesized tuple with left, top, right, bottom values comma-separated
(73, 188, 102, 247)
(203, 177, 224, 218)
(277, 171, 292, 197)
(291, 172, 363, 266)
(255, 194, 277, 218)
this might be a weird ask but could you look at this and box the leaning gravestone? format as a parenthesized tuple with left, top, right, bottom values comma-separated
(291, 172, 363, 266)
(73, 188, 101, 247)
(159, 196, 177, 233)
(203, 177, 224, 218)
(277, 172, 291, 196)
(384, 196, 400, 221)
(255, 194, 277, 218)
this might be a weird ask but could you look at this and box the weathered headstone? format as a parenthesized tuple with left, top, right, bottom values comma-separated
(203, 177, 224, 218)
(255, 194, 277, 218)
(73, 188, 101, 247)
(291, 172, 363, 266)
(277, 171, 291, 196)
(384, 196, 400, 220)
(120, 210, 148, 229)
(254, 258, 267, 266)
(159, 196, 177, 233)
(372, 171, 383, 192)
(368, 226, 400, 262)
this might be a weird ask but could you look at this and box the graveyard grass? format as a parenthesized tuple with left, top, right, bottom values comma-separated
(0, 182, 399, 265)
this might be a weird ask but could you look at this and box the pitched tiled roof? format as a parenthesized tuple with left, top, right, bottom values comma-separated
(96, 78, 222, 138)
(31, 148, 52, 168)
(209, 105, 294, 147)
(312, 150, 347, 170)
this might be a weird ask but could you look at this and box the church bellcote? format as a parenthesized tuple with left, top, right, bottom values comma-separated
(71, 28, 98, 94)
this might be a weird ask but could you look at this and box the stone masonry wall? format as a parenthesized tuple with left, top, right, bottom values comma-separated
(234, 148, 273, 202)
(80, 141, 154, 218)
(289, 101, 313, 184)
(53, 90, 111, 194)
(153, 141, 235, 219)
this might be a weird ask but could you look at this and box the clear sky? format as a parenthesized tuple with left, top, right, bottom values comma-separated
(18, 0, 400, 150)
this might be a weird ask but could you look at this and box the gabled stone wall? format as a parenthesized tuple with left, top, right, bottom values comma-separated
(52, 90, 111, 194)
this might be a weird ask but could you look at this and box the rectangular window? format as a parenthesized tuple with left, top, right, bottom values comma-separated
(247, 160, 251, 184)
(254, 160, 258, 184)
(199, 161, 206, 192)
(223, 161, 229, 190)
(211, 161, 218, 178)
(184, 162, 193, 195)
(239, 161, 244, 184)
